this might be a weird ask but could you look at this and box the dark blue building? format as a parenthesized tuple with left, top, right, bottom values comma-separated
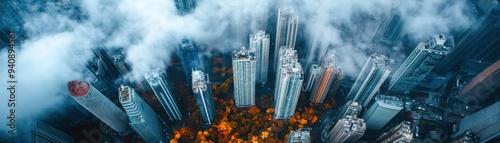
(178, 38, 201, 84)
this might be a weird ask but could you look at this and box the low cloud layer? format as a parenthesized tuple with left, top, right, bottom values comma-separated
(0, 0, 474, 137)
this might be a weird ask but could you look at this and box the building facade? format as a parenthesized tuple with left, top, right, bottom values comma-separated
(274, 6, 299, 74)
(327, 115, 366, 143)
(192, 70, 216, 125)
(389, 34, 451, 93)
(310, 52, 343, 103)
(457, 59, 500, 106)
(178, 38, 201, 84)
(433, 6, 499, 73)
(373, 13, 404, 46)
(374, 121, 413, 143)
(302, 64, 319, 92)
(68, 80, 129, 132)
(145, 69, 183, 120)
(275, 46, 299, 99)
(119, 85, 166, 142)
(347, 53, 393, 107)
(0, 121, 74, 143)
(337, 100, 362, 120)
(232, 47, 256, 107)
(362, 95, 404, 130)
(274, 47, 303, 119)
(249, 31, 270, 86)
(452, 101, 500, 143)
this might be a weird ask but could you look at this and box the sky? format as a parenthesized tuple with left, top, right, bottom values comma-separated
(0, 0, 475, 137)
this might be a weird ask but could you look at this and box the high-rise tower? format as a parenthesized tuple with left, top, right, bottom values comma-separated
(302, 64, 319, 92)
(434, 7, 499, 73)
(119, 85, 166, 142)
(310, 52, 343, 103)
(232, 47, 256, 107)
(249, 31, 270, 86)
(274, 6, 299, 74)
(68, 80, 129, 132)
(362, 95, 404, 130)
(327, 115, 366, 143)
(389, 34, 451, 93)
(275, 46, 299, 99)
(347, 53, 393, 107)
(373, 13, 404, 46)
(144, 69, 183, 120)
(0, 121, 74, 143)
(191, 70, 216, 125)
(457, 59, 500, 106)
(374, 121, 413, 143)
(452, 101, 500, 143)
(274, 46, 303, 119)
(336, 100, 362, 120)
(178, 38, 201, 84)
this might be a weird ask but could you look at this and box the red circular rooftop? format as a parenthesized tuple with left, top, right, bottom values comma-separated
(68, 80, 90, 97)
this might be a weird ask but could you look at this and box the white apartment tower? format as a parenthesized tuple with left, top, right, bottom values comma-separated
(118, 85, 166, 142)
(347, 53, 393, 107)
(274, 6, 299, 74)
(327, 115, 366, 143)
(274, 46, 303, 119)
(144, 69, 183, 120)
(249, 31, 271, 86)
(232, 47, 256, 107)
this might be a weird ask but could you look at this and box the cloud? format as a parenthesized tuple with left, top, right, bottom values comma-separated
(0, 0, 474, 137)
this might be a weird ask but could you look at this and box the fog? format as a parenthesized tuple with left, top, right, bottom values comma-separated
(0, 0, 474, 137)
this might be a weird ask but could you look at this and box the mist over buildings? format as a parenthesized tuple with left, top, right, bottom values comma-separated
(0, 0, 474, 137)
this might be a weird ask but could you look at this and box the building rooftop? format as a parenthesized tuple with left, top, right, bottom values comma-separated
(376, 95, 404, 107)
(289, 128, 311, 143)
(232, 47, 255, 60)
(68, 80, 90, 97)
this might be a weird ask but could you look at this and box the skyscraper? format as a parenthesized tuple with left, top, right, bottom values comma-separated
(362, 95, 404, 130)
(0, 121, 74, 143)
(86, 47, 121, 97)
(178, 38, 201, 84)
(36, 121, 74, 142)
(327, 115, 366, 143)
(302, 64, 319, 92)
(288, 128, 311, 143)
(67, 80, 129, 132)
(373, 13, 404, 46)
(119, 85, 166, 142)
(389, 34, 451, 93)
(275, 46, 299, 99)
(374, 121, 413, 143)
(232, 47, 256, 107)
(145, 69, 183, 120)
(192, 70, 216, 125)
(274, 6, 299, 74)
(274, 47, 303, 119)
(452, 101, 500, 143)
(310, 52, 343, 103)
(347, 53, 393, 107)
(249, 31, 270, 86)
(174, 0, 196, 15)
(457, 59, 500, 106)
(336, 100, 362, 120)
(433, 6, 499, 73)
(112, 49, 132, 76)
